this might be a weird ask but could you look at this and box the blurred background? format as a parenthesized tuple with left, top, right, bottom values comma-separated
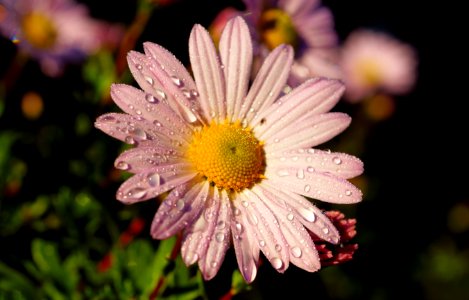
(1, 0, 467, 299)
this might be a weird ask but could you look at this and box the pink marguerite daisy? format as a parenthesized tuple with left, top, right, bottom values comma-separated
(340, 29, 418, 102)
(242, 0, 342, 86)
(0, 0, 123, 76)
(95, 16, 363, 282)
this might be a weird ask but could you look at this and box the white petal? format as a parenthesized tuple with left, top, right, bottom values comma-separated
(114, 146, 184, 174)
(234, 191, 289, 273)
(265, 166, 362, 204)
(252, 184, 321, 272)
(264, 112, 351, 153)
(116, 164, 196, 204)
(219, 17, 252, 121)
(151, 180, 208, 239)
(252, 78, 344, 138)
(127, 51, 200, 124)
(189, 24, 226, 122)
(237, 45, 294, 122)
(267, 148, 364, 179)
(197, 190, 232, 280)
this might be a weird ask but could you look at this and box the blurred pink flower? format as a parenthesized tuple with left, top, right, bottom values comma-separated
(340, 29, 418, 102)
(0, 0, 123, 76)
(95, 17, 363, 282)
(212, 0, 341, 86)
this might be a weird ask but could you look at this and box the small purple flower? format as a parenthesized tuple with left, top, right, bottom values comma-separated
(95, 17, 363, 282)
(0, 0, 123, 76)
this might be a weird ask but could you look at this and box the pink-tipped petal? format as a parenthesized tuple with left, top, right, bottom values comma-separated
(189, 24, 226, 122)
(235, 191, 289, 273)
(110, 84, 193, 139)
(116, 164, 195, 204)
(238, 45, 294, 122)
(265, 167, 362, 204)
(267, 149, 364, 179)
(265, 113, 351, 153)
(198, 190, 232, 279)
(127, 51, 200, 124)
(258, 182, 341, 243)
(94, 112, 188, 147)
(231, 208, 260, 283)
(219, 17, 253, 121)
(251, 185, 321, 272)
(151, 180, 208, 239)
(252, 78, 345, 136)
(114, 146, 184, 174)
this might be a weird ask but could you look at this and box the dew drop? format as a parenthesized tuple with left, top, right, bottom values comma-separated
(215, 232, 225, 242)
(234, 208, 241, 216)
(126, 187, 147, 200)
(144, 76, 154, 86)
(298, 207, 316, 222)
(190, 90, 199, 98)
(275, 244, 282, 252)
(345, 190, 352, 196)
(287, 213, 294, 221)
(235, 222, 243, 233)
(322, 227, 330, 234)
(306, 167, 315, 173)
(216, 220, 226, 229)
(280, 157, 287, 162)
(102, 115, 115, 121)
(277, 170, 290, 177)
(155, 89, 167, 100)
(124, 136, 136, 145)
(307, 149, 315, 154)
(147, 173, 161, 187)
(136, 64, 143, 70)
(274, 138, 280, 143)
(296, 169, 305, 179)
(304, 185, 311, 193)
(145, 93, 158, 103)
(176, 199, 185, 210)
(291, 247, 302, 258)
(242, 200, 249, 207)
(332, 156, 342, 165)
(130, 128, 147, 140)
(211, 261, 218, 268)
(116, 161, 130, 170)
(171, 75, 183, 87)
(291, 156, 299, 162)
(271, 257, 283, 270)
(259, 240, 266, 247)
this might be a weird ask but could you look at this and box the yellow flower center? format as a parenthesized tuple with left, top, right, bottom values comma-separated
(259, 8, 298, 50)
(357, 58, 381, 86)
(21, 12, 57, 49)
(188, 121, 265, 192)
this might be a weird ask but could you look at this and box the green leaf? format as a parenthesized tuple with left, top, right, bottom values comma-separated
(0, 261, 36, 298)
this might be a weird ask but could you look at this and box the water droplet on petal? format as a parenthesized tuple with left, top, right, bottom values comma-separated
(176, 199, 185, 210)
(127, 187, 147, 200)
(271, 257, 283, 270)
(136, 64, 143, 70)
(296, 169, 305, 179)
(155, 89, 167, 100)
(275, 244, 282, 252)
(124, 136, 136, 144)
(216, 220, 226, 229)
(190, 90, 199, 98)
(171, 75, 183, 87)
(259, 240, 266, 247)
(234, 208, 241, 216)
(145, 93, 158, 103)
(274, 138, 280, 143)
(102, 115, 115, 121)
(287, 213, 294, 221)
(306, 167, 315, 173)
(322, 227, 330, 234)
(304, 185, 311, 193)
(130, 128, 147, 140)
(235, 222, 243, 233)
(116, 161, 130, 170)
(307, 149, 315, 154)
(298, 207, 316, 222)
(147, 173, 161, 187)
(333, 156, 342, 165)
(291, 247, 302, 258)
(345, 190, 352, 196)
(211, 261, 218, 268)
(215, 232, 225, 242)
(277, 170, 290, 177)
(144, 76, 154, 86)
(242, 200, 249, 207)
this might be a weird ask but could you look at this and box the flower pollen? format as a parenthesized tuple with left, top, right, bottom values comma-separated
(188, 120, 265, 192)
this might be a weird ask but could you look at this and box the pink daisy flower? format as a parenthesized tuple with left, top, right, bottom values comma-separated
(242, 0, 342, 86)
(340, 29, 418, 102)
(95, 17, 363, 282)
(0, 0, 123, 76)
